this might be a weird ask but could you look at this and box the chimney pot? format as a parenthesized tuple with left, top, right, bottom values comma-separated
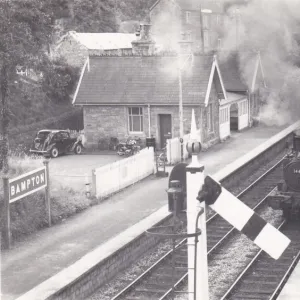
(131, 24, 155, 55)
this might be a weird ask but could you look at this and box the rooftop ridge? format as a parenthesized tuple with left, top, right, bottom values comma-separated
(88, 50, 217, 58)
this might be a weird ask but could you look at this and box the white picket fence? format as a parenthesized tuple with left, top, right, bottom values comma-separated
(166, 130, 201, 165)
(92, 147, 155, 199)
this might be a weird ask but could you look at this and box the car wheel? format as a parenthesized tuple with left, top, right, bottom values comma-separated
(74, 144, 82, 155)
(51, 147, 59, 158)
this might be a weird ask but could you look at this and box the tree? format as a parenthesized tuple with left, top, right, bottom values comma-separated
(41, 58, 80, 103)
(0, 0, 56, 172)
(65, 0, 117, 33)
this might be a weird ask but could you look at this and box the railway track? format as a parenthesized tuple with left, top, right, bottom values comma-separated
(110, 158, 285, 300)
(220, 222, 300, 300)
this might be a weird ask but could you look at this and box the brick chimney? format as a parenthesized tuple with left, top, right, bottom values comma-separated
(178, 32, 194, 54)
(131, 24, 156, 55)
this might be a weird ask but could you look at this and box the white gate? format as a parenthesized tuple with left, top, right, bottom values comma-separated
(238, 100, 249, 130)
(219, 106, 230, 140)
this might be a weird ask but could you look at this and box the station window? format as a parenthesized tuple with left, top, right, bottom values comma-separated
(239, 101, 248, 116)
(203, 30, 210, 50)
(128, 107, 143, 132)
(220, 107, 229, 124)
(218, 38, 222, 50)
(203, 14, 209, 28)
(186, 11, 191, 24)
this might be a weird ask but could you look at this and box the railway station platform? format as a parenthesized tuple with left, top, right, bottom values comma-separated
(1, 124, 289, 300)
(277, 259, 300, 300)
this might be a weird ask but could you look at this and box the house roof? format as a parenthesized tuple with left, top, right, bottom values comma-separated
(73, 54, 219, 106)
(57, 32, 137, 50)
(218, 53, 248, 92)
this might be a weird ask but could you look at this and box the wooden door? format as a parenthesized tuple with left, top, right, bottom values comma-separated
(159, 114, 172, 148)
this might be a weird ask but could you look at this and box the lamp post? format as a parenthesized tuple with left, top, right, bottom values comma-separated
(178, 42, 193, 162)
(178, 67, 184, 162)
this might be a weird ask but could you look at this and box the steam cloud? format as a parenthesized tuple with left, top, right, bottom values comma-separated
(221, 0, 300, 126)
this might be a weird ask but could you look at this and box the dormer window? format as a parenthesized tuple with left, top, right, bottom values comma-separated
(186, 11, 191, 24)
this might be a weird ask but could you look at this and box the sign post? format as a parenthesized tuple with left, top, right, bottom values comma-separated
(3, 175, 11, 249)
(43, 159, 51, 227)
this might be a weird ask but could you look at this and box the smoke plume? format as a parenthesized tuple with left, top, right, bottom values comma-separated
(221, 0, 300, 126)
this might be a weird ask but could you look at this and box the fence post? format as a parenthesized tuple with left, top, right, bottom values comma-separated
(43, 159, 51, 227)
(92, 169, 96, 197)
(3, 175, 10, 249)
(85, 174, 91, 198)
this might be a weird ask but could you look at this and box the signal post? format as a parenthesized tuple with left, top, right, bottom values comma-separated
(186, 109, 209, 300)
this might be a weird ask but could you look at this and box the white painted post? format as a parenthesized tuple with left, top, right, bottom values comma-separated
(186, 109, 209, 300)
(85, 174, 91, 198)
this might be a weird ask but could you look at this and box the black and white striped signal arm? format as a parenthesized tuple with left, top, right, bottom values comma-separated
(197, 175, 291, 260)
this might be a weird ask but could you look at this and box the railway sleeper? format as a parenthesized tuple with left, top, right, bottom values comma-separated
(242, 278, 280, 285)
(236, 285, 277, 294)
(156, 266, 186, 273)
(134, 287, 170, 294)
(231, 293, 268, 299)
(147, 272, 185, 281)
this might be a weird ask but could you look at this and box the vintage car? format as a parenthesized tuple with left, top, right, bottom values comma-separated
(29, 130, 83, 158)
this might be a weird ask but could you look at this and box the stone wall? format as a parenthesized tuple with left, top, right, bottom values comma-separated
(83, 106, 128, 149)
(201, 82, 220, 147)
(83, 100, 220, 149)
(55, 36, 88, 68)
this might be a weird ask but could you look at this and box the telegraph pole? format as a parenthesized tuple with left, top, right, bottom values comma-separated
(235, 8, 240, 51)
(199, 3, 205, 53)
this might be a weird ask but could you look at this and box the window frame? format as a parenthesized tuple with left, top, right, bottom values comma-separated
(202, 14, 209, 28)
(218, 38, 222, 50)
(186, 11, 191, 24)
(203, 30, 210, 50)
(128, 107, 144, 133)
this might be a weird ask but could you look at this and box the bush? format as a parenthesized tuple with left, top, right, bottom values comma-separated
(0, 155, 92, 246)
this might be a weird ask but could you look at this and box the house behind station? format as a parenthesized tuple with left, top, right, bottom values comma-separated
(52, 31, 138, 68)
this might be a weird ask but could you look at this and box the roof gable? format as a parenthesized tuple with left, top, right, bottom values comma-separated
(73, 54, 216, 106)
(218, 53, 248, 92)
(251, 53, 267, 92)
(204, 56, 228, 106)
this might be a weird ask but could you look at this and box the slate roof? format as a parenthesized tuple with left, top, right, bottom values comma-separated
(218, 53, 248, 92)
(74, 54, 215, 106)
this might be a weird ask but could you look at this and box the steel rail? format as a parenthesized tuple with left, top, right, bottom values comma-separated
(269, 250, 300, 300)
(220, 220, 286, 300)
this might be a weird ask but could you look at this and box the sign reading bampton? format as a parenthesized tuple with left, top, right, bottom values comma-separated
(9, 167, 47, 203)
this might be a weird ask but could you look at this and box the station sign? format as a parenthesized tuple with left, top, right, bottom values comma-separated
(9, 167, 47, 203)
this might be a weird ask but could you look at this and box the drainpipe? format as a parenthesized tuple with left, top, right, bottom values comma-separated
(148, 104, 151, 137)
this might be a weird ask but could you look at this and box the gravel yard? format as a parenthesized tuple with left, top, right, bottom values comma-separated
(87, 152, 286, 300)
